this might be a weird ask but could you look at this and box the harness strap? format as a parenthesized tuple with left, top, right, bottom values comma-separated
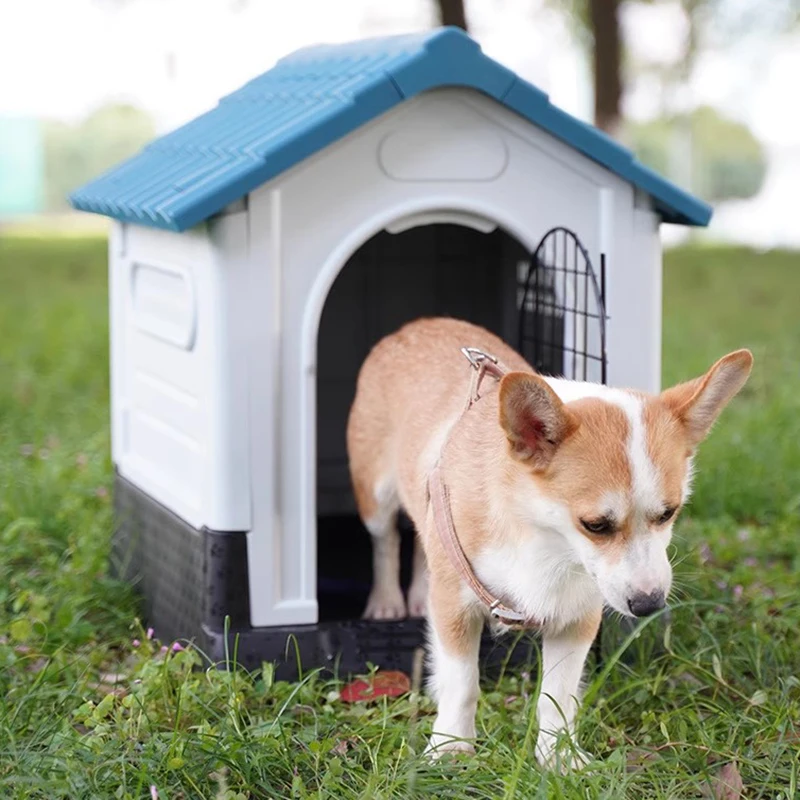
(427, 347, 544, 630)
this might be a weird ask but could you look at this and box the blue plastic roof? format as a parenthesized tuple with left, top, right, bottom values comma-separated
(70, 28, 711, 230)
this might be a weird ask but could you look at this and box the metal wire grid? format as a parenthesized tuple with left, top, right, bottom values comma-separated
(517, 227, 608, 383)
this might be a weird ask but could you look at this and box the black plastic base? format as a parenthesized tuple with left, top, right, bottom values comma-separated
(202, 618, 540, 680)
(112, 474, 541, 679)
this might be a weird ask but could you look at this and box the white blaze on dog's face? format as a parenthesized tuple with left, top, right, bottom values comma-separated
(499, 350, 753, 618)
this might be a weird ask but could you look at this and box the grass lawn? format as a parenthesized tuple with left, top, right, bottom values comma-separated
(0, 236, 798, 798)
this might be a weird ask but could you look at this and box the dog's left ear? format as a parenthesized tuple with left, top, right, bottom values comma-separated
(661, 349, 753, 446)
(499, 372, 579, 470)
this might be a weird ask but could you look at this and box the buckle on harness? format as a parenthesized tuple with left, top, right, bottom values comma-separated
(461, 347, 498, 370)
(489, 599, 528, 624)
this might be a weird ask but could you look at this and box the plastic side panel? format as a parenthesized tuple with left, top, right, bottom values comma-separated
(130, 261, 196, 349)
(115, 225, 215, 529)
(124, 416, 203, 509)
(129, 370, 201, 440)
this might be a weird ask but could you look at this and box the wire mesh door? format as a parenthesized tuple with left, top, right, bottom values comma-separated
(517, 227, 608, 384)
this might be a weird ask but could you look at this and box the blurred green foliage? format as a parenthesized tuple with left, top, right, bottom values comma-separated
(43, 104, 155, 211)
(628, 106, 768, 202)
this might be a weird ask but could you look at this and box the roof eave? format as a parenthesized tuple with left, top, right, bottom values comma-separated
(68, 27, 713, 231)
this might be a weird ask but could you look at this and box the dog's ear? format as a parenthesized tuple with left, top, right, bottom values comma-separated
(661, 350, 753, 447)
(499, 372, 579, 470)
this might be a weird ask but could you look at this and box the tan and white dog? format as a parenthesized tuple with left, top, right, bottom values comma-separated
(346, 317, 752, 767)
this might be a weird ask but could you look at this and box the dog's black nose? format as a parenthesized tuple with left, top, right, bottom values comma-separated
(627, 590, 666, 617)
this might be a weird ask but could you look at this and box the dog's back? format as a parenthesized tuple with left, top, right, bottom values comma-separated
(347, 317, 528, 529)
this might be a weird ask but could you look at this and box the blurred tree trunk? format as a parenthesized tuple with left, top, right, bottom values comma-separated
(435, 0, 468, 31)
(589, 0, 622, 136)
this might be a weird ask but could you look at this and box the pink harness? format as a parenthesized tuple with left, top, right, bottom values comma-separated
(427, 347, 544, 629)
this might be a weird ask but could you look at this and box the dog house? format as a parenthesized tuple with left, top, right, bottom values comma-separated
(70, 28, 710, 675)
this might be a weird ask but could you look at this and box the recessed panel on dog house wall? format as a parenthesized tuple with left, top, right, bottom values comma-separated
(71, 27, 711, 674)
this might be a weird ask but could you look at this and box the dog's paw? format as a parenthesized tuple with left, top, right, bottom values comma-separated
(406, 582, 428, 618)
(363, 586, 407, 620)
(424, 734, 475, 759)
(535, 736, 595, 773)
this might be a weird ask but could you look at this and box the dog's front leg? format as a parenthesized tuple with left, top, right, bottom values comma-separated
(425, 576, 483, 755)
(535, 608, 602, 771)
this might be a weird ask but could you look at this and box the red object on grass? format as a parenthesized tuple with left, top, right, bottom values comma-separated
(339, 670, 411, 702)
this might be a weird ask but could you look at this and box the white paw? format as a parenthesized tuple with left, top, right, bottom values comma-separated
(407, 582, 428, 618)
(363, 586, 407, 620)
(424, 733, 475, 759)
(536, 735, 594, 773)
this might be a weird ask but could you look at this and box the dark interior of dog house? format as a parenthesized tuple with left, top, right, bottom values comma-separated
(316, 223, 607, 625)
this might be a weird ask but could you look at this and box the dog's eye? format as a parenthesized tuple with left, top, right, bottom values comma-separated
(656, 507, 677, 525)
(580, 518, 615, 535)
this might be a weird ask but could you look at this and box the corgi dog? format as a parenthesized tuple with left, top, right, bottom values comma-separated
(346, 317, 752, 768)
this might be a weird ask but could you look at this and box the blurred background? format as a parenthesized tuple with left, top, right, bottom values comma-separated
(1, 8, 799, 794)
(0, 0, 798, 246)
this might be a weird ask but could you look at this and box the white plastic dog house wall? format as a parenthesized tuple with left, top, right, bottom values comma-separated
(71, 28, 711, 674)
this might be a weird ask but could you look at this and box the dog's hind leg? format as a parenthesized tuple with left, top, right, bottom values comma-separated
(360, 477, 406, 620)
(407, 537, 428, 617)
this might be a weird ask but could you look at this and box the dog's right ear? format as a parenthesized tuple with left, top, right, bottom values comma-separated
(499, 372, 578, 470)
(660, 349, 753, 447)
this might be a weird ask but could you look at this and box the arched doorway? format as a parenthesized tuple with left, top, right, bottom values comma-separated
(314, 221, 550, 621)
